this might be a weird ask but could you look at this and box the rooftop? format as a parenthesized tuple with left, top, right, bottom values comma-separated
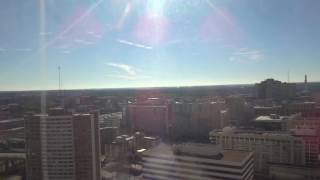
(142, 143, 252, 163)
(255, 114, 289, 122)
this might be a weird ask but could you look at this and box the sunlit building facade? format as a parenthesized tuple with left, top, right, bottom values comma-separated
(25, 109, 100, 180)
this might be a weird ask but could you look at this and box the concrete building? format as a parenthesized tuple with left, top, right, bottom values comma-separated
(255, 79, 296, 101)
(171, 101, 228, 141)
(253, 106, 282, 117)
(141, 143, 254, 180)
(254, 114, 294, 131)
(254, 102, 318, 118)
(290, 127, 320, 166)
(99, 112, 122, 128)
(125, 98, 173, 136)
(100, 127, 119, 155)
(25, 108, 100, 180)
(287, 116, 320, 130)
(106, 132, 160, 161)
(269, 163, 320, 180)
(283, 102, 317, 117)
(225, 96, 251, 126)
(209, 128, 306, 174)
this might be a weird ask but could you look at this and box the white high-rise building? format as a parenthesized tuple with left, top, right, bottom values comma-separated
(25, 108, 101, 180)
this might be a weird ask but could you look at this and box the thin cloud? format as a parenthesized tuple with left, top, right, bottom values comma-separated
(117, 39, 153, 50)
(107, 74, 151, 80)
(105, 62, 151, 80)
(15, 48, 32, 52)
(0, 48, 6, 52)
(74, 38, 95, 45)
(61, 50, 71, 54)
(106, 62, 137, 75)
(229, 48, 264, 63)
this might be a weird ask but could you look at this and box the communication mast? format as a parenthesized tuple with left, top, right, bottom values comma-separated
(304, 74, 308, 94)
(58, 66, 64, 107)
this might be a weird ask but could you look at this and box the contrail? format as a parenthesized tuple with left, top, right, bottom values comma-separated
(118, 39, 153, 50)
(44, 0, 105, 49)
(205, 0, 234, 26)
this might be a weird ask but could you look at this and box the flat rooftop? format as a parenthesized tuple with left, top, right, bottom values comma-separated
(255, 115, 288, 122)
(142, 143, 251, 163)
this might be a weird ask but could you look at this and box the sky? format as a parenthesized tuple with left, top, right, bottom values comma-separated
(0, 0, 320, 91)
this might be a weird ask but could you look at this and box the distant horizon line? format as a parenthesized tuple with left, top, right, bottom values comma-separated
(0, 80, 318, 93)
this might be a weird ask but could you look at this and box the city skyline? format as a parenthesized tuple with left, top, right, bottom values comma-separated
(1, 0, 320, 91)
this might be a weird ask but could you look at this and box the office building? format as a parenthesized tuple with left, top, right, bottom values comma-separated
(25, 108, 100, 180)
(171, 101, 228, 141)
(283, 102, 317, 117)
(106, 132, 160, 160)
(125, 97, 173, 136)
(253, 105, 282, 116)
(254, 114, 296, 131)
(225, 96, 252, 126)
(255, 79, 296, 100)
(142, 143, 254, 180)
(99, 112, 122, 128)
(209, 128, 306, 174)
(290, 127, 320, 166)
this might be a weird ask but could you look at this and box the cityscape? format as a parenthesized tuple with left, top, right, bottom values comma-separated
(0, 76, 320, 179)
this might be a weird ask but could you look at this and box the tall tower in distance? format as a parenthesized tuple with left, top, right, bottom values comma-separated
(304, 74, 309, 94)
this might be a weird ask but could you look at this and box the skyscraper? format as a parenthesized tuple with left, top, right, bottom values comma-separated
(25, 108, 100, 180)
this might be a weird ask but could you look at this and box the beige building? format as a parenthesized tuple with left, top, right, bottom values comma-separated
(209, 128, 305, 174)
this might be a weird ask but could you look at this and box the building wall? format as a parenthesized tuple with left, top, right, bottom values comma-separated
(255, 79, 296, 101)
(269, 164, 320, 180)
(127, 104, 170, 136)
(73, 114, 100, 180)
(25, 115, 42, 180)
(210, 131, 306, 174)
(40, 115, 75, 180)
(171, 102, 227, 141)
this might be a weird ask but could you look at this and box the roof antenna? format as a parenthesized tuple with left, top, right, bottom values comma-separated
(287, 69, 290, 83)
(58, 66, 61, 91)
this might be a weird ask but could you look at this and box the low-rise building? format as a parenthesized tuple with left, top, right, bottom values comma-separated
(254, 114, 291, 131)
(209, 127, 306, 174)
(142, 143, 254, 180)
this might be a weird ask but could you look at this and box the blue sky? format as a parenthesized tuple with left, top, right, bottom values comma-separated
(0, 0, 320, 90)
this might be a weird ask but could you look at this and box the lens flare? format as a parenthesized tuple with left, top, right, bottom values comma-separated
(133, 0, 170, 46)
(147, 0, 166, 15)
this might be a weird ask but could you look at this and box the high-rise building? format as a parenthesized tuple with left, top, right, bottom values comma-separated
(125, 98, 173, 136)
(25, 108, 101, 180)
(255, 79, 296, 100)
(141, 143, 254, 180)
(170, 101, 228, 141)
